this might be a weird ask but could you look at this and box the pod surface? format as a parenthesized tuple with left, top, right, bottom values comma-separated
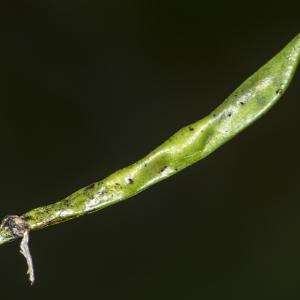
(1, 34, 299, 246)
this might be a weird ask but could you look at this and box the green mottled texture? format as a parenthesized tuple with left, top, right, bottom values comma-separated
(1, 34, 300, 246)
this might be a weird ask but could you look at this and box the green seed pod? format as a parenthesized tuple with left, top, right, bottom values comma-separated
(1, 34, 300, 247)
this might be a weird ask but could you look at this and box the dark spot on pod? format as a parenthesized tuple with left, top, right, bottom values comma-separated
(228, 112, 232, 117)
(128, 178, 134, 184)
(276, 88, 283, 94)
(160, 166, 168, 173)
(144, 163, 147, 168)
(212, 113, 217, 117)
(188, 126, 194, 131)
(115, 182, 122, 190)
(239, 101, 245, 105)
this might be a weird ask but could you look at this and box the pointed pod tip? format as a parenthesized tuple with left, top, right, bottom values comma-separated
(283, 33, 300, 69)
(294, 33, 300, 64)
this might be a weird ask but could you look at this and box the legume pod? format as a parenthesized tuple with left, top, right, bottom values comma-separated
(1, 33, 300, 247)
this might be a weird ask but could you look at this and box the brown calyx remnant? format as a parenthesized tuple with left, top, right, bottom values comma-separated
(1, 215, 30, 237)
(0, 215, 35, 284)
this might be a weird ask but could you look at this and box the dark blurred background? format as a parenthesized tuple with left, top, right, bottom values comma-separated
(0, 1, 299, 299)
